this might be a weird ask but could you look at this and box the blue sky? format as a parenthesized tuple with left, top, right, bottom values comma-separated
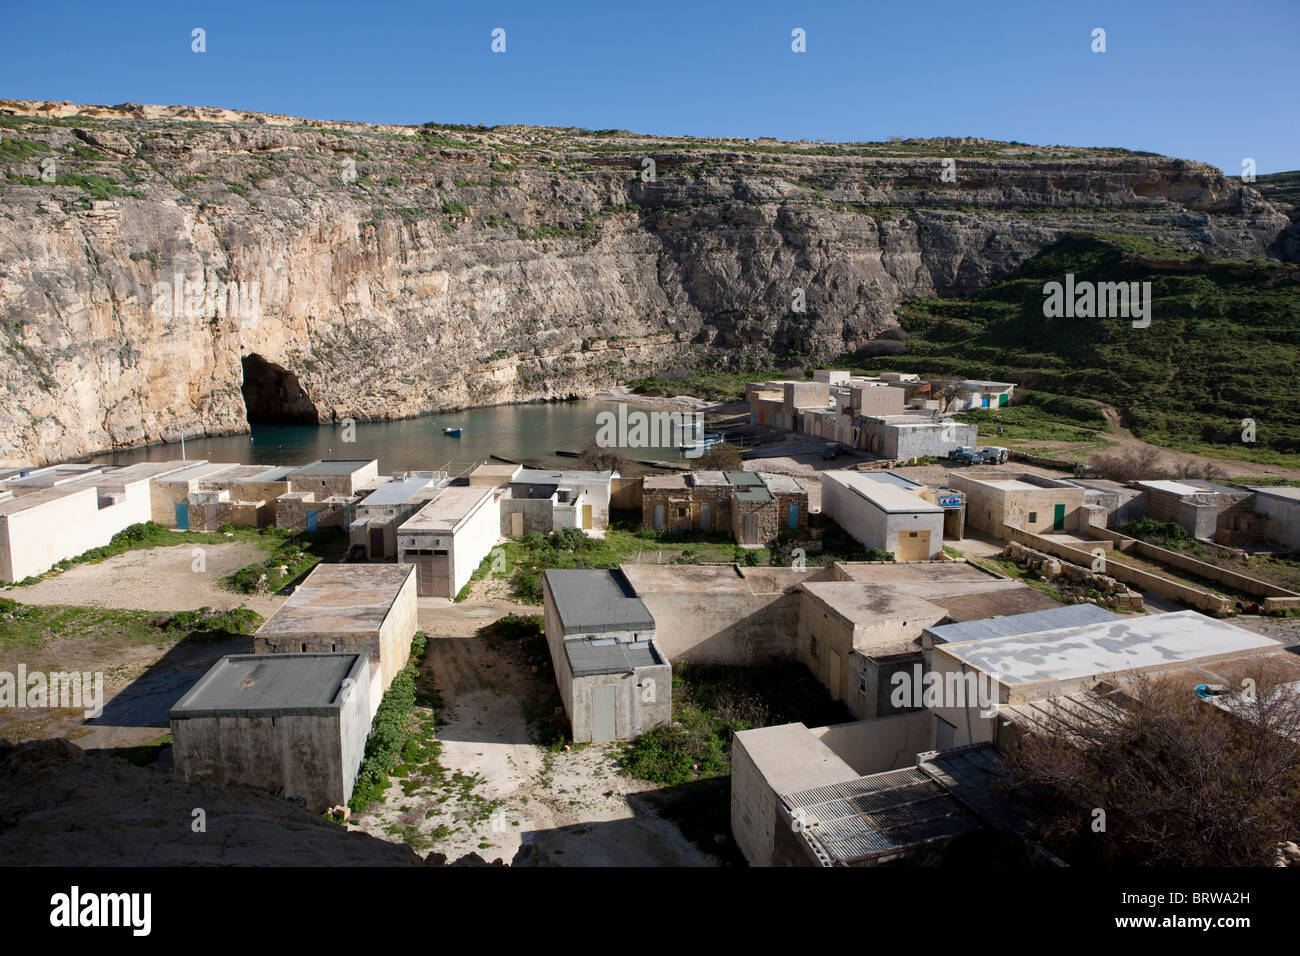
(1, 0, 1295, 173)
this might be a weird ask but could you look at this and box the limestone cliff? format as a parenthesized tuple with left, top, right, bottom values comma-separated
(0, 99, 1291, 466)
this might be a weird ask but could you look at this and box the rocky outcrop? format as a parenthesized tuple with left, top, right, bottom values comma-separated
(0, 738, 426, 865)
(0, 100, 1292, 466)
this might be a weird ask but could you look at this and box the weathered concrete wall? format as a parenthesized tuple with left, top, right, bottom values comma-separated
(1252, 493, 1300, 551)
(730, 735, 778, 868)
(949, 474, 1086, 536)
(500, 494, 555, 536)
(377, 569, 419, 686)
(635, 574, 813, 664)
(610, 476, 643, 511)
(821, 473, 942, 556)
(449, 490, 500, 598)
(567, 659, 671, 743)
(812, 711, 935, 775)
(171, 663, 370, 814)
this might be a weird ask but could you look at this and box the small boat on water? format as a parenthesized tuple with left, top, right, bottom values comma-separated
(442, 426, 462, 437)
(678, 433, 723, 452)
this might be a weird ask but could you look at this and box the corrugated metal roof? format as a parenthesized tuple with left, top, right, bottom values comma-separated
(924, 603, 1117, 645)
(565, 639, 662, 677)
(784, 767, 982, 865)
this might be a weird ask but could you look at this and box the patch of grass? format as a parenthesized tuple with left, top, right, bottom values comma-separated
(349, 633, 429, 812)
(0, 135, 48, 163)
(626, 367, 809, 403)
(866, 234, 1300, 465)
(159, 605, 262, 636)
(619, 662, 850, 785)
(0, 599, 255, 654)
(223, 528, 346, 594)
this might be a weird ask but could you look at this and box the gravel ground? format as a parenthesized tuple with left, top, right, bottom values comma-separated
(8, 541, 285, 616)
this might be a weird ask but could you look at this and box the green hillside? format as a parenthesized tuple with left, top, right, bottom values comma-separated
(864, 235, 1300, 464)
(1255, 170, 1300, 218)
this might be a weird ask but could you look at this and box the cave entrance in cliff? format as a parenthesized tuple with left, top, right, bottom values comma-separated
(240, 353, 320, 425)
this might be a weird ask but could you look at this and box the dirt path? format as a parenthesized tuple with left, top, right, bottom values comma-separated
(352, 602, 720, 867)
(9, 541, 285, 616)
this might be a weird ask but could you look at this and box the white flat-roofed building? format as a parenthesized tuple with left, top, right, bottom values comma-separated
(925, 610, 1280, 748)
(396, 485, 500, 598)
(821, 471, 944, 560)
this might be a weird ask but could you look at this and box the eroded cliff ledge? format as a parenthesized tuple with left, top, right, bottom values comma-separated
(0, 99, 1291, 466)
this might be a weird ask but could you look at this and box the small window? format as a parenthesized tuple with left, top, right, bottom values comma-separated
(809, 636, 819, 659)
(1027, 511, 1038, 523)
(301, 643, 308, 653)
(908, 531, 917, 537)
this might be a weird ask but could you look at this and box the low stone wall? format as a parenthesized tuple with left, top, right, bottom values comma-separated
(1085, 526, 1299, 600)
(1003, 526, 1229, 613)
(1002, 540, 1143, 610)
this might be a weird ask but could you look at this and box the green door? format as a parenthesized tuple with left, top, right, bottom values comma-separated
(1053, 504, 1066, 531)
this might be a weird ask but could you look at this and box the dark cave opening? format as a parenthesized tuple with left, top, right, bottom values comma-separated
(240, 353, 320, 425)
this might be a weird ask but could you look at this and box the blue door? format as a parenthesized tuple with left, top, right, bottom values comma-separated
(751, 412, 758, 425)
(175, 503, 189, 530)
(306, 509, 318, 532)
(788, 503, 799, 529)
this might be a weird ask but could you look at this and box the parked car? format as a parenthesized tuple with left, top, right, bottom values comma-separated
(948, 446, 979, 464)
(981, 446, 1009, 464)
(822, 442, 840, 460)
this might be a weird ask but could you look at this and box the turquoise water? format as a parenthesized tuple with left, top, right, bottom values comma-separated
(88, 399, 695, 476)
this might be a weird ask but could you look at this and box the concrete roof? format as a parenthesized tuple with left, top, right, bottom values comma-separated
(170, 653, 367, 718)
(622, 563, 807, 594)
(515, 468, 612, 483)
(850, 471, 926, 491)
(400, 485, 495, 533)
(924, 603, 1117, 645)
(984, 479, 1043, 492)
(201, 464, 294, 483)
(0, 482, 94, 516)
(470, 463, 523, 483)
(758, 473, 805, 494)
(929, 588, 1063, 622)
(939, 610, 1280, 688)
(257, 564, 413, 636)
(837, 561, 1062, 619)
(565, 639, 663, 677)
(154, 461, 237, 484)
(359, 476, 441, 507)
(1135, 479, 1204, 496)
(801, 582, 945, 628)
(734, 722, 860, 795)
(689, 471, 729, 486)
(544, 569, 655, 635)
(58, 459, 196, 492)
(290, 459, 376, 477)
(1249, 485, 1300, 503)
(823, 471, 941, 514)
(643, 474, 688, 490)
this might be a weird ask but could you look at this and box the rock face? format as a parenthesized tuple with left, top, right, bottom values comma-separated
(0, 738, 426, 865)
(0, 99, 1292, 466)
